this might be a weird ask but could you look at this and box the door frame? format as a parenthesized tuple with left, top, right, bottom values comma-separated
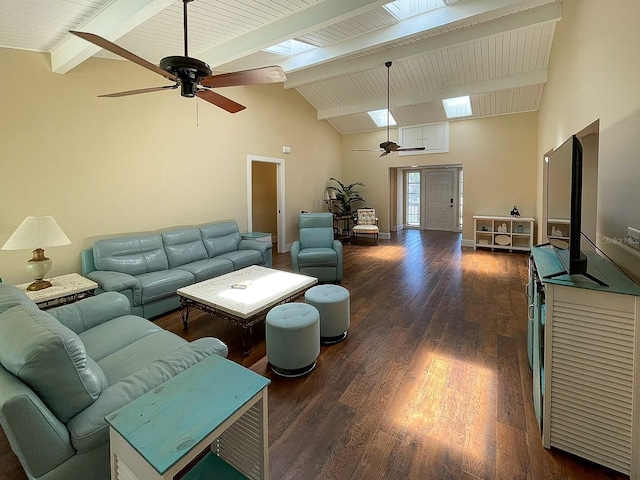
(247, 155, 286, 253)
(393, 165, 462, 232)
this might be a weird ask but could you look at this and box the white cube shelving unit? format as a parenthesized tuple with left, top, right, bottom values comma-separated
(473, 215, 535, 252)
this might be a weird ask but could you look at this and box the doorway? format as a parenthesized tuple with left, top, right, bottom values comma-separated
(399, 166, 462, 232)
(247, 155, 286, 253)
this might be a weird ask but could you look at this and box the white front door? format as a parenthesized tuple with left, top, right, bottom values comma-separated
(425, 171, 454, 231)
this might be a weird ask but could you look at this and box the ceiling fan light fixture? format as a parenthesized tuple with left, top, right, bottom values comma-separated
(68, 0, 286, 113)
(159, 56, 212, 98)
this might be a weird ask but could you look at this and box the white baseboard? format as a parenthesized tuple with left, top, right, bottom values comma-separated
(461, 239, 475, 248)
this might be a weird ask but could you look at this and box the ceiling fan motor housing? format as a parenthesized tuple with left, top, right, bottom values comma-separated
(159, 56, 212, 97)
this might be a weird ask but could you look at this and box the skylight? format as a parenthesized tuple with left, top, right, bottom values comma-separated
(442, 96, 472, 119)
(368, 109, 397, 128)
(384, 0, 441, 20)
(263, 39, 315, 56)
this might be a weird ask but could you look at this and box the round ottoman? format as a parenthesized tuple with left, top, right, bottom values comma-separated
(266, 303, 320, 377)
(304, 284, 350, 344)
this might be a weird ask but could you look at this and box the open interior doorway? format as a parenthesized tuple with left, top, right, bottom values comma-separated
(247, 155, 286, 253)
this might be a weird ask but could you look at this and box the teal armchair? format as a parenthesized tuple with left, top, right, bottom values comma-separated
(290, 213, 343, 282)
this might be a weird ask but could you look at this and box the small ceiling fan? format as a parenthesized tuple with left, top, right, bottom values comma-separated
(354, 61, 426, 156)
(70, 0, 286, 113)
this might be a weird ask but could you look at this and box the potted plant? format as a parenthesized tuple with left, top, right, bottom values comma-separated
(326, 177, 366, 217)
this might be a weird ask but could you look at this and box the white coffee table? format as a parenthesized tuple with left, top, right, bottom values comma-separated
(177, 266, 317, 355)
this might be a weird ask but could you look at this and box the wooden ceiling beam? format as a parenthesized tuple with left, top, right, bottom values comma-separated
(286, 1, 561, 88)
(197, 0, 389, 68)
(51, 0, 175, 74)
(317, 70, 548, 120)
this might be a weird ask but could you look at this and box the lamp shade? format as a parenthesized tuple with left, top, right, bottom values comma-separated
(2, 216, 71, 251)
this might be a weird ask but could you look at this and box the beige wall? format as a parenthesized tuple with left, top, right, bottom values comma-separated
(0, 48, 342, 284)
(4, 0, 638, 284)
(537, 0, 640, 281)
(341, 112, 539, 242)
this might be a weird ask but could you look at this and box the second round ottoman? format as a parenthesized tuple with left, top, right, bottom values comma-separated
(266, 303, 320, 377)
(304, 284, 350, 344)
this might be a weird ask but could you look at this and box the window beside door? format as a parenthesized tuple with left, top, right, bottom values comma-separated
(406, 171, 421, 226)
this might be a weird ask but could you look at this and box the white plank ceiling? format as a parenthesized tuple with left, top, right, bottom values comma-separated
(0, 0, 562, 134)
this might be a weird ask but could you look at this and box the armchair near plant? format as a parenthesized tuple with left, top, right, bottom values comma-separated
(290, 213, 343, 282)
(353, 208, 379, 245)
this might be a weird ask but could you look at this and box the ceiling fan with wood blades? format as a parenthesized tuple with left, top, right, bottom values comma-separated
(353, 61, 426, 156)
(70, 0, 286, 113)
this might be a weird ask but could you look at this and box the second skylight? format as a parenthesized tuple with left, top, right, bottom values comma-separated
(368, 109, 397, 127)
(442, 96, 472, 119)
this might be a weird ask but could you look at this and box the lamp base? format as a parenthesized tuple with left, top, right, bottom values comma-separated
(25, 248, 53, 291)
(27, 279, 53, 291)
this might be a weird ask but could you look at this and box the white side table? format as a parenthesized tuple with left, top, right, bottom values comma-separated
(17, 273, 98, 309)
(241, 232, 272, 243)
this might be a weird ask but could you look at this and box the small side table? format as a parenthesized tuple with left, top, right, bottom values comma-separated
(106, 354, 270, 480)
(333, 216, 351, 243)
(17, 273, 98, 310)
(241, 232, 272, 243)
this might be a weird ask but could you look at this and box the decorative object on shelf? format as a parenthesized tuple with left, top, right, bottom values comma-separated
(510, 206, 521, 217)
(325, 177, 365, 216)
(481, 226, 488, 231)
(518, 224, 524, 234)
(551, 226, 564, 237)
(495, 234, 511, 246)
(1, 216, 71, 291)
(497, 223, 508, 233)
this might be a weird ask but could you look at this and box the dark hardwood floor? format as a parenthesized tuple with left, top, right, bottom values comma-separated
(1, 230, 628, 480)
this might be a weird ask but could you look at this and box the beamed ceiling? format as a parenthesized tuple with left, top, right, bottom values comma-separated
(0, 0, 561, 134)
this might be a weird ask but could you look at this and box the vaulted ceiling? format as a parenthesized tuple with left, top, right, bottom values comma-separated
(0, 0, 561, 134)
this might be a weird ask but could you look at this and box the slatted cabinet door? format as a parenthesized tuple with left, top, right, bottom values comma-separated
(543, 284, 640, 476)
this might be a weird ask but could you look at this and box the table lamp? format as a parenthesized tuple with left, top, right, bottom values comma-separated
(324, 188, 337, 213)
(2, 216, 71, 291)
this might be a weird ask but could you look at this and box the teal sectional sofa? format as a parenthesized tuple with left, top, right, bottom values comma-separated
(82, 221, 272, 319)
(0, 283, 227, 480)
